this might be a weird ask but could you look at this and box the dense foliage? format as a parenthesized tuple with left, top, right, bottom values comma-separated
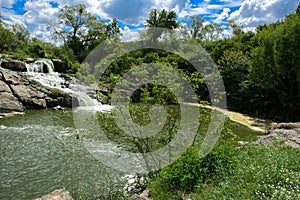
(0, 5, 299, 119)
(149, 143, 300, 200)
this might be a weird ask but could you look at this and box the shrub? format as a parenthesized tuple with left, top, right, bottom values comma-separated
(49, 88, 64, 98)
(160, 146, 206, 192)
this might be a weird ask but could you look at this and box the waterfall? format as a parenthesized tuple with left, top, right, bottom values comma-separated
(24, 58, 112, 111)
(26, 59, 70, 89)
(26, 59, 55, 73)
(74, 92, 99, 107)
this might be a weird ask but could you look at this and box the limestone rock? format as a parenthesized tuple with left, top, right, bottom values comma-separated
(1, 60, 27, 72)
(256, 123, 300, 148)
(0, 68, 75, 113)
(10, 84, 47, 109)
(35, 189, 73, 200)
(52, 59, 67, 73)
(0, 80, 24, 113)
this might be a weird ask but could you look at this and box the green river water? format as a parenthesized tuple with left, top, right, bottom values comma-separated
(0, 107, 262, 199)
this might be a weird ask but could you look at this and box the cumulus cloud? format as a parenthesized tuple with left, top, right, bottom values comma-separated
(121, 26, 141, 42)
(215, 8, 231, 23)
(1, 0, 298, 43)
(178, 0, 242, 20)
(229, 0, 298, 32)
(98, 0, 189, 25)
(23, 1, 59, 24)
(0, 0, 15, 8)
(1, 8, 25, 26)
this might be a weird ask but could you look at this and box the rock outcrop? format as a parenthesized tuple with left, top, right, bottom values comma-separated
(35, 189, 73, 200)
(52, 59, 67, 73)
(0, 75, 24, 114)
(1, 59, 27, 72)
(0, 67, 76, 117)
(255, 123, 300, 148)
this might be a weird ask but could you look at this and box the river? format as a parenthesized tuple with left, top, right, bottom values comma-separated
(0, 109, 121, 199)
(0, 105, 263, 199)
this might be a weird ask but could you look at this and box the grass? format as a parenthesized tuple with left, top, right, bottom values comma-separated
(149, 144, 300, 200)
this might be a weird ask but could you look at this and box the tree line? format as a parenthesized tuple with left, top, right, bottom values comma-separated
(0, 3, 299, 121)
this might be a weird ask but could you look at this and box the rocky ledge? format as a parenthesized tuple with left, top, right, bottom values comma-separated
(0, 67, 77, 117)
(35, 189, 73, 200)
(255, 123, 300, 148)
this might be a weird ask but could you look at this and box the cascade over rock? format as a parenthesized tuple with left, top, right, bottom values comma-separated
(0, 58, 101, 117)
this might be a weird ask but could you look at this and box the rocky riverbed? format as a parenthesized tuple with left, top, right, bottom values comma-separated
(256, 122, 300, 148)
(0, 67, 76, 117)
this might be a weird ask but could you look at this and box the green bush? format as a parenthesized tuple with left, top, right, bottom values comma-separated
(160, 146, 206, 192)
(49, 88, 64, 98)
(150, 142, 238, 196)
(195, 145, 300, 200)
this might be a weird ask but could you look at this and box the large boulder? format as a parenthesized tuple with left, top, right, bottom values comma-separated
(1, 60, 27, 72)
(35, 189, 73, 200)
(0, 79, 24, 114)
(10, 84, 47, 109)
(256, 123, 300, 148)
(1, 70, 47, 109)
(0, 68, 75, 113)
(52, 59, 67, 73)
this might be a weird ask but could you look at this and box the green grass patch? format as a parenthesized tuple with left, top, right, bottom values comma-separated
(149, 144, 300, 200)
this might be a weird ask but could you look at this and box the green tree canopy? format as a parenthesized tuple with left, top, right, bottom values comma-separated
(146, 9, 179, 29)
(52, 4, 120, 62)
(188, 15, 206, 39)
(227, 19, 244, 36)
(249, 13, 300, 120)
(145, 9, 179, 41)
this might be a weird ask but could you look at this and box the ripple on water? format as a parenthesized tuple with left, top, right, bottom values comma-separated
(0, 112, 114, 200)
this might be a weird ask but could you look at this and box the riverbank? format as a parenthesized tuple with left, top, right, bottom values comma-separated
(185, 103, 271, 132)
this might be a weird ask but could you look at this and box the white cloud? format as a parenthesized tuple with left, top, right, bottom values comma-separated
(0, 8, 25, 26)
(0, 0, 15, 8)
(23, 1, 59, 24)
(1, 0, 298, 43)
(121, 26, 141, 42)
(229, 0, 298, 32)
(215, 8, 231, 23)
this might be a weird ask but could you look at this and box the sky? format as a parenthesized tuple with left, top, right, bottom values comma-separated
(0, 0, 298, 43)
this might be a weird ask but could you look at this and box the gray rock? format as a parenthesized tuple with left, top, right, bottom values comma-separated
(35, 189, 73, 200)
(10, 84, 47, 109)
(0, 68, 74, 114)
(0, 80, 24, 113)
(1, 60, 27, 72)
(52, 59, 67, 73)
(135, 189, 150, 200)
(256, 123, 300, 148)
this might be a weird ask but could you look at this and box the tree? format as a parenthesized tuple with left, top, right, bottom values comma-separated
(0, 23, 20, 52)
(227, 19, 244, 36)
(146, 9, 179, 29)
(145, 9, 179, 41)
(188, 15, 206, 39)
(52, 4, 120, 62)
(218, 50, 250, 108)
(249, 13, 300, 120)
(297, 2, 300, 16)
(106, 18, 121, 40)
(12, 23, 30, 42)
(202, 23, 223, 41)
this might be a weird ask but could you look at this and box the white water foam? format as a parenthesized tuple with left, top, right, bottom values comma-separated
(25, 59, 112, 113)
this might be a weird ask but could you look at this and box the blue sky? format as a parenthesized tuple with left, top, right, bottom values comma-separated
(0, 0, 298, 42)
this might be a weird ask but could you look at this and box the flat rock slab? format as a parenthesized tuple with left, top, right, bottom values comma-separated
(256, 123, 300, 148)
(35, 189, 73, 200)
